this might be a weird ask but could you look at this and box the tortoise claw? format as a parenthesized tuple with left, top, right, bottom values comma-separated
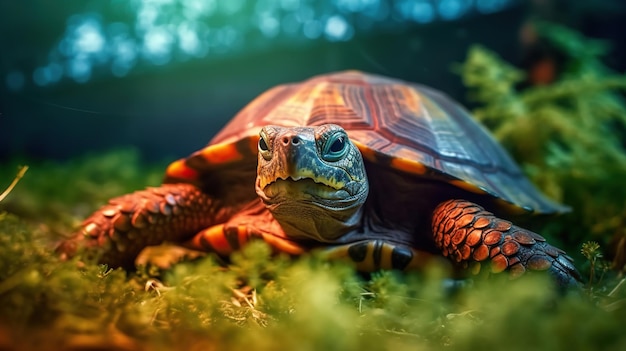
(548, 253, 582, 288)
(506, 240, 581, 287)
(432, 199, 581, 287)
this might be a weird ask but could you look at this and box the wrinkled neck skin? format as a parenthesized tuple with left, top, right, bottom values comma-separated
(255, 178, 368, 243)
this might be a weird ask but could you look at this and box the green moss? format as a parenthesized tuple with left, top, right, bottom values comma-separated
(0, 149, 164, 242)
(0, 212, 152, 349)
(0, 211, 621, 350)
(2, 220, 626, 350)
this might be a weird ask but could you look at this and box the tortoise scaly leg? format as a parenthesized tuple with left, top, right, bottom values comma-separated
(137, 213, 308, 269)
(184, 223, 306, 257)
(432, 199, 581, 287)
(57, 183, 234, 268)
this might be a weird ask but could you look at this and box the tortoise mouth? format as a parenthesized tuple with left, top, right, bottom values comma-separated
(262, 177, 350, 201)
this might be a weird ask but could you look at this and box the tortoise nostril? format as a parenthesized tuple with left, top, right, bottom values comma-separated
(282, 135, 301, 145)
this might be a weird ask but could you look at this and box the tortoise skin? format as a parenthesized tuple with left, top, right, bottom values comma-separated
(58, 184, 217, 268)
(432, 200, 578, 286)
(58, 71, 580, 286)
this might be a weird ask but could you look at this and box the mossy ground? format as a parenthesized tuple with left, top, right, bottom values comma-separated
(2, 23, 626, 351)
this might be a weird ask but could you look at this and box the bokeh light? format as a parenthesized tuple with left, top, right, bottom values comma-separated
(4, 0, 516, 90)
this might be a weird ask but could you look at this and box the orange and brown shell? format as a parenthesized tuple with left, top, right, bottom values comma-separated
(164, 70, 566, 215)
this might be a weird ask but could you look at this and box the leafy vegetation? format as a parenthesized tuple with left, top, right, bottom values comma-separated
(457, 22, 626, 275)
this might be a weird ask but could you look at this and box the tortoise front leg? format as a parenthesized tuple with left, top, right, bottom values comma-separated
(432, 199, 581, 287)
(184, 221, 306, 257)
(57, 183, 232, 268)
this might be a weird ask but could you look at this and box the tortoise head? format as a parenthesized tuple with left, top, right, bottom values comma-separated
(255, 124, 369, 242)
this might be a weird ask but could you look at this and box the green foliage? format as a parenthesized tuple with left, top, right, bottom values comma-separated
(0, 212, 152, 349)
(581, 241, 610, 286)
(457, 23, 626, 267)
(0, 148, 164, 239)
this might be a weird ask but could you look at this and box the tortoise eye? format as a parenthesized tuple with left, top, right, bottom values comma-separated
(330, 136, 345, 153)
(258, 133, 272, 160)
(259, 137, 269, 152)
(322, 133, 348, 162)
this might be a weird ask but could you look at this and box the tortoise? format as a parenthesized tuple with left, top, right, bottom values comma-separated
(57, 70, 580, 286)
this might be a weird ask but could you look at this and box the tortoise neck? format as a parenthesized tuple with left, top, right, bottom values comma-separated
(265, 197, 366, 243)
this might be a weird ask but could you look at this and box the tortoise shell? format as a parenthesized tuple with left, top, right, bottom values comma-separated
(165, 70, 565, 217)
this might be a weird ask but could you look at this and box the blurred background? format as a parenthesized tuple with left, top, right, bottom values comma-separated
(1, 0, 625, 162)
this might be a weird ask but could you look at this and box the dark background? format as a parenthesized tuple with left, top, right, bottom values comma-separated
(1, 0, 624, 163)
